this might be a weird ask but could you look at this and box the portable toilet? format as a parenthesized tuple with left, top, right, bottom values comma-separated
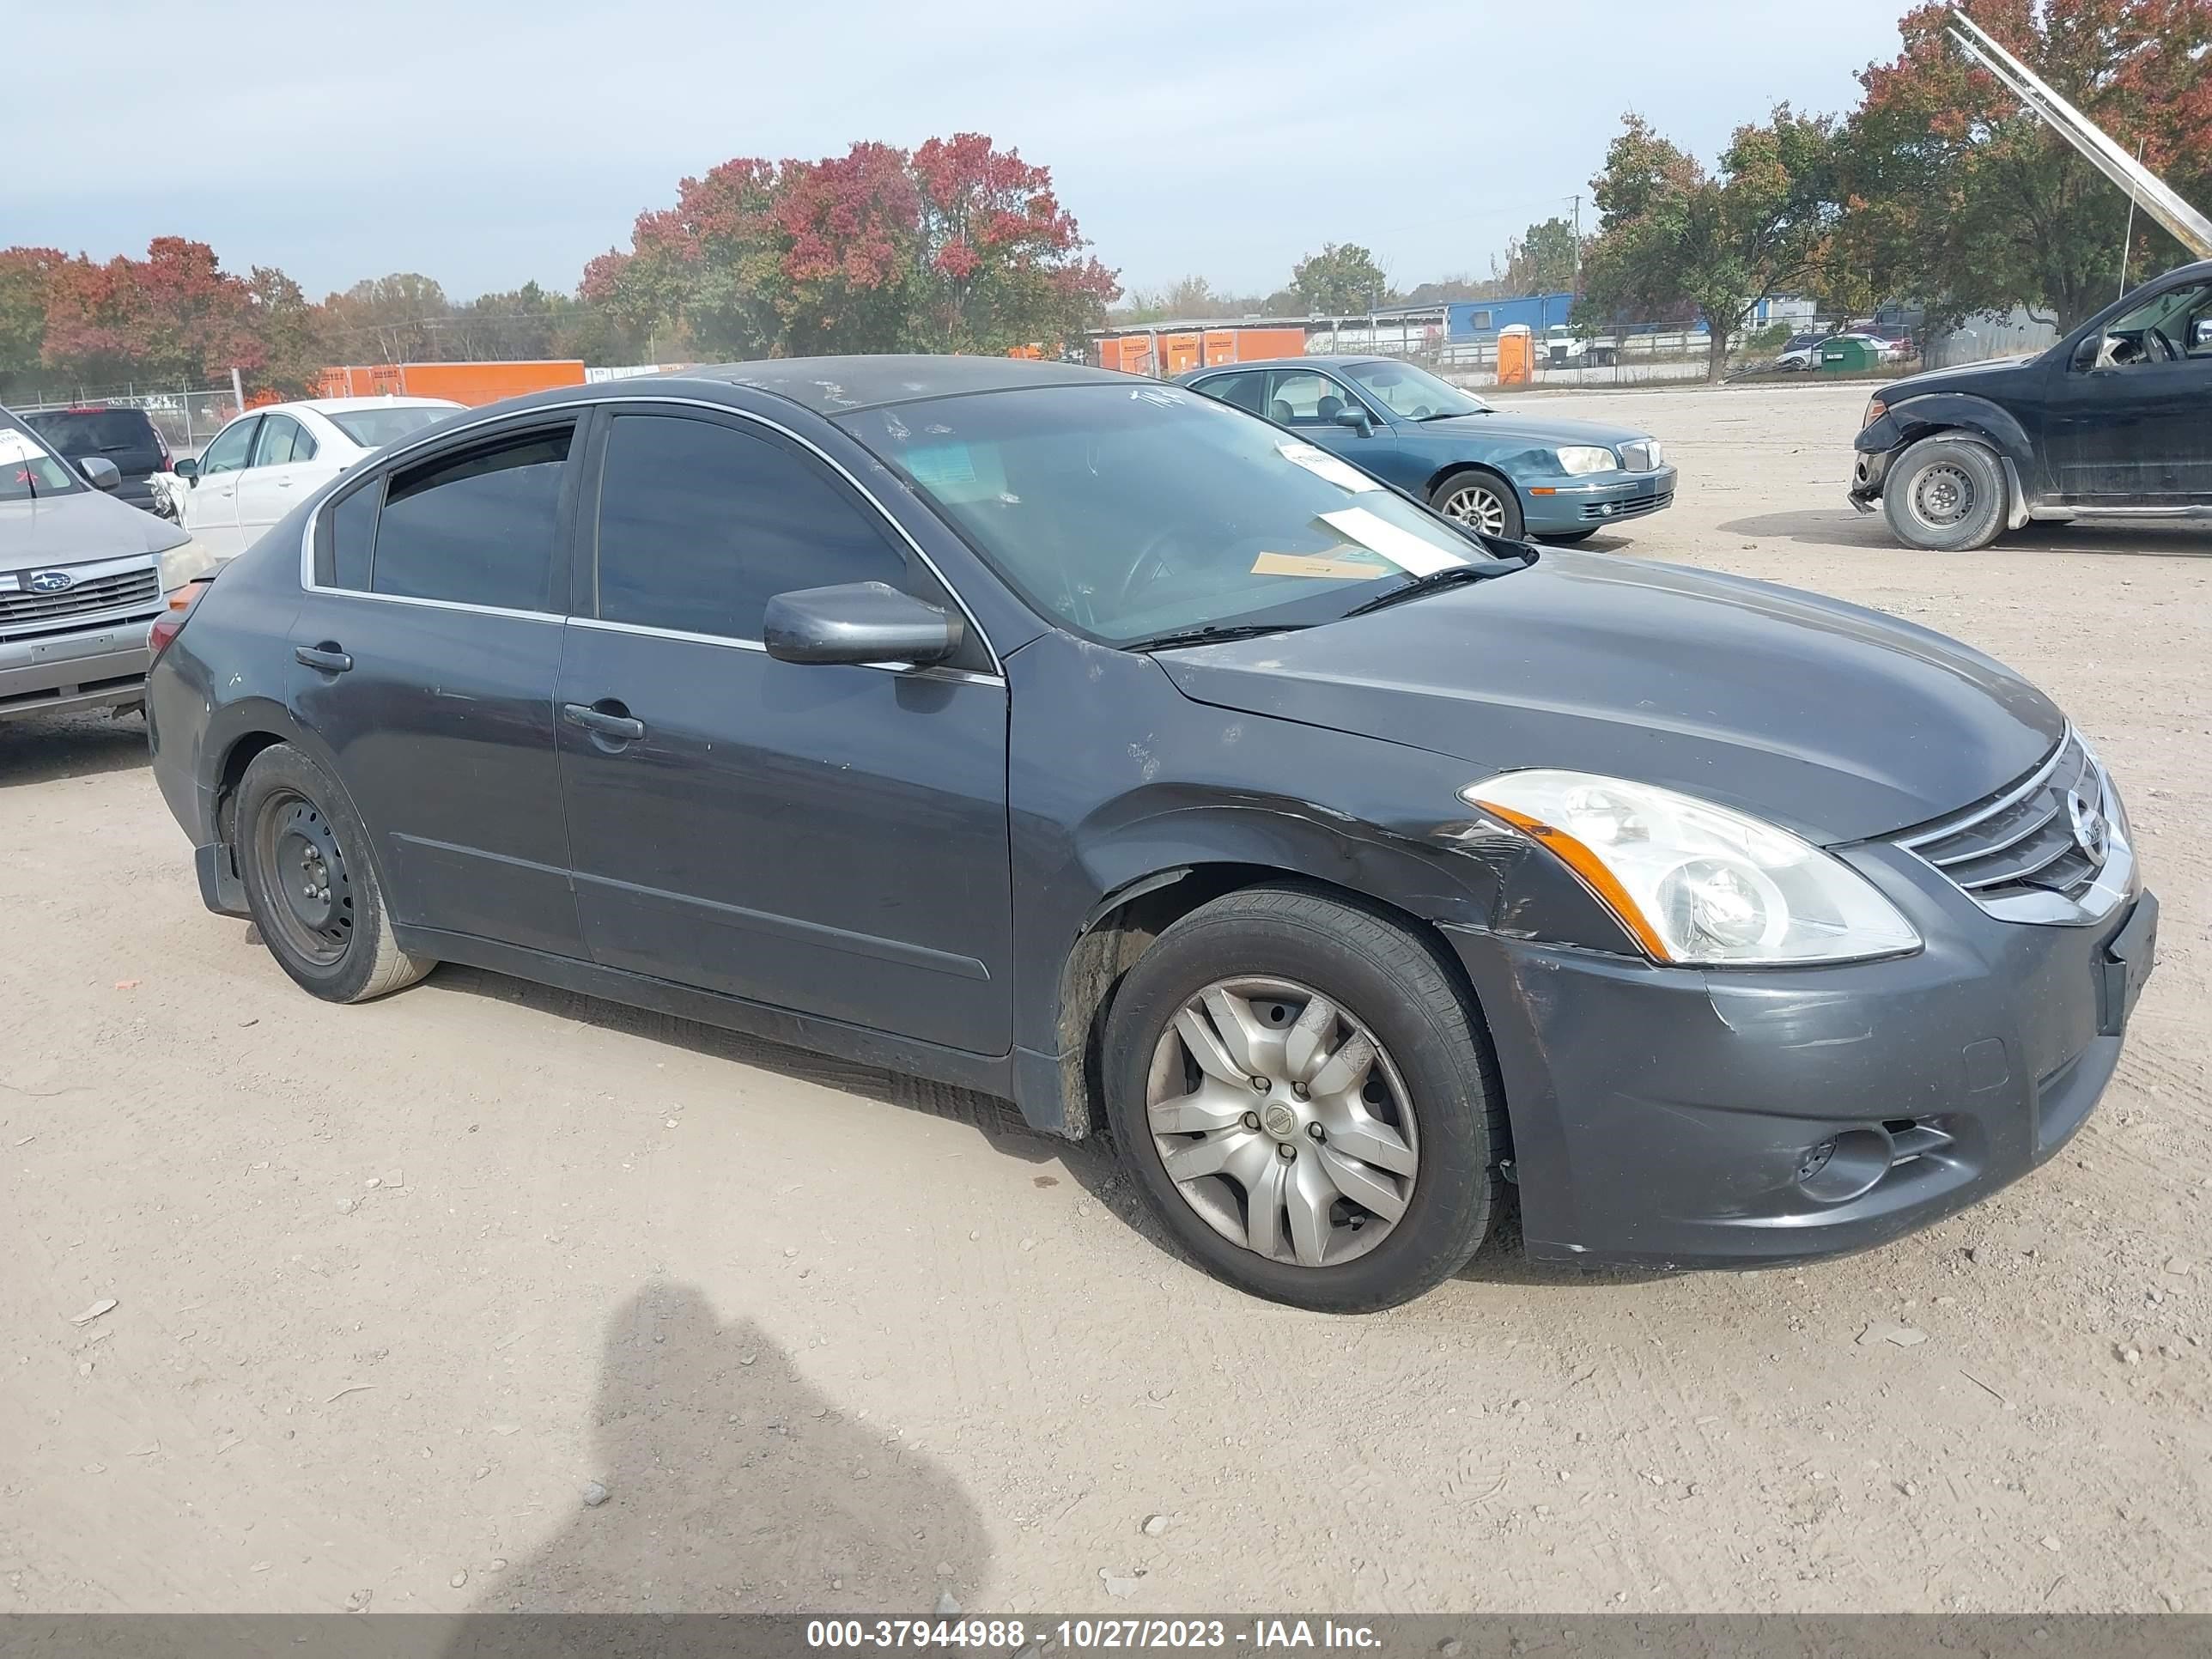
(1819, 337, 1877, 373)
(1497, 325, 1534, 386)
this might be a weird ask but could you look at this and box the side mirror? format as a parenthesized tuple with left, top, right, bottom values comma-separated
(1333, 406, 1374, 435)
(77, 456, 121, 492)
(763, 581, 962, 669)
(2192, 319, 2212, 351)
(2072, 335, 2105, 371)
(173, 457, 199, 484)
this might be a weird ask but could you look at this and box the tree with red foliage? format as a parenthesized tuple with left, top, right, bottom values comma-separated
(39, 238, 267, 390)
(588, 135, 1118, 359)
(584, 157, 789, 360)
(1840, 0, 2212, 330)
(775, 142, 922, 354)
(909, 132, 1120, 351)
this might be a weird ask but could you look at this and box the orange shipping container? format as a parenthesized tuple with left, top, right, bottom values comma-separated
(315, 360, 587, 408)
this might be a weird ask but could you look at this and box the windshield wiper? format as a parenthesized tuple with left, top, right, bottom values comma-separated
(1417, 409, 1483, 420)
(1122, 621, 1313, 653)
(1340, 562, 1516, 617)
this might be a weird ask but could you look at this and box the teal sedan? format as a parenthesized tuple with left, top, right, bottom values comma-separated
(1176, 356, 1675, 543)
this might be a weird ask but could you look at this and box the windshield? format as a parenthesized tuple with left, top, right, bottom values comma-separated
(1339, 361, 1490, 420)
(837, 383, 1512, 646)
(0, 415, 85, 502)
(325, 405, 458, 448)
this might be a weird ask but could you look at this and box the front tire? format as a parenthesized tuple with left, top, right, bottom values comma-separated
(1881, 434, 2007, 551)
(234, 744, 432, 1004)
(1102, 885, 1505, 1312)
(1430, 468, 1524, 542)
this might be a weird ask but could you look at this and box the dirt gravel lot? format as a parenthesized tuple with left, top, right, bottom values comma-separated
(3, 380, 2207, 1616)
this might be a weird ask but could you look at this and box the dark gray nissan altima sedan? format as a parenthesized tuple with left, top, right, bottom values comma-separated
(144, 356, 2157, 1311)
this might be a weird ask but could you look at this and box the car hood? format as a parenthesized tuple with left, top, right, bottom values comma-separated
(1413, 410, 1656, 449)
(1153, 550, 2063, 844)
(1880, 353, 2047, 402)
(0, 488, 191, 566)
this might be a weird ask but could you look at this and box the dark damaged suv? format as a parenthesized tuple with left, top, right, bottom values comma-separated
(146, 358, 2156, 1310)
(1852, 258, 2212, 550)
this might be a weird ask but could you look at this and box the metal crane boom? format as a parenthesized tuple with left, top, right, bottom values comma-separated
(1948, 8, 2212, 261)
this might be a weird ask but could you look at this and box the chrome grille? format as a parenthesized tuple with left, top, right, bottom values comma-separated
(1620, 439, 1662, 472)
(1896, 730, 2119, 919)
(0, 568, 161, 635)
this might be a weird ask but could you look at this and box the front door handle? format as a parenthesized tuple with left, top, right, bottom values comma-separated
(295, 643, 352, 673)
(562, 700, 646, 742)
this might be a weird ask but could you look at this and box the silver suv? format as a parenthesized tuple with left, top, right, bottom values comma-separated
(2, 404, 213, 722)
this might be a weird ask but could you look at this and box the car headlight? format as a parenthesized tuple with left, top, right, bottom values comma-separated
(1462, 770, 1922, 966)
(1554, 446, 1620, 476)
(1863, 397, 1887, 429)
(158, 538, 220, 592)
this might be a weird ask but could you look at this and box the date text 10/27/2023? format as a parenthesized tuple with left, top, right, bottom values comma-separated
(796, 1627, 1380, 1654)
(805, 1620, 1384, 1650)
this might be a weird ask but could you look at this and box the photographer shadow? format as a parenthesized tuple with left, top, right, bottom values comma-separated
(443, 1281, 991, 1654)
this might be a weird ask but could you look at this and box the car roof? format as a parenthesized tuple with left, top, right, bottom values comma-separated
(1177, 356, 1395, 376)
(278, 396, 464, 415)
(664, 354, 1133, 414)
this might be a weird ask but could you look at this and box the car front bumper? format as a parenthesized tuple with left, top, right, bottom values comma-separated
(1442, 843, 2156, 1270)
(0, 629, 155, 721)
(1523, 465, 1678, 534)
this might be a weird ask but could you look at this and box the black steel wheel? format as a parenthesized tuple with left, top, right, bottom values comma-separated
(234, 744, 432, 1003)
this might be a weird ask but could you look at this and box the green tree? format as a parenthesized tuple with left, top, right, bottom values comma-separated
(246, 266, 328, 395)
(1291, 243, 1391, 313)
(1577, 107, 1845, 380)
(1504, 217, 1582, 294)
(319, 273, 453, 363)
(1838, 0, 2212, 331)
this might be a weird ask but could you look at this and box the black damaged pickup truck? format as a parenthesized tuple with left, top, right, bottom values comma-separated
(1850, 258, 2212, 550)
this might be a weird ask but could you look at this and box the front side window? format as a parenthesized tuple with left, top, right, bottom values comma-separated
(252, 415, 317, 467)
(838, 384, 1511, 647)
(0, 414, 82, 502)
(198, 418, 258, 476)
(1264, 371, 1356, 426)
(371, 426, 571, 611)
(592, 412, 910, 642)
(2089, 281, 2212, 368)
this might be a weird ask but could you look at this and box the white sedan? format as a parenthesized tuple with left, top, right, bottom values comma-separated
(176, 397, 460, 561)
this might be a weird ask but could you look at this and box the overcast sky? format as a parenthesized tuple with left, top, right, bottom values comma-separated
(23, 0, 1914, 304)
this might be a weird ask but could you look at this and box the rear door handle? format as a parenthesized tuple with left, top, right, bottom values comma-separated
(562, 701, 646, 742)
(295, 643, 353, 673)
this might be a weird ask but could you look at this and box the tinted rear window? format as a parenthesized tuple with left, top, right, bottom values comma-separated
(26, 410, 161, 457)
(371, 427, 571, 611)
(325, 407, 456, 448)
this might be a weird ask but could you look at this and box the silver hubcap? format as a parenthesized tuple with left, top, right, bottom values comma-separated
(1145, 977, 1419, 1268)
(1911, 463, 1974, 529)
(1440, 483, 1507, 536)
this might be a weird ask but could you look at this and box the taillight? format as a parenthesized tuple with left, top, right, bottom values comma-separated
(149, 579, 211, 659)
